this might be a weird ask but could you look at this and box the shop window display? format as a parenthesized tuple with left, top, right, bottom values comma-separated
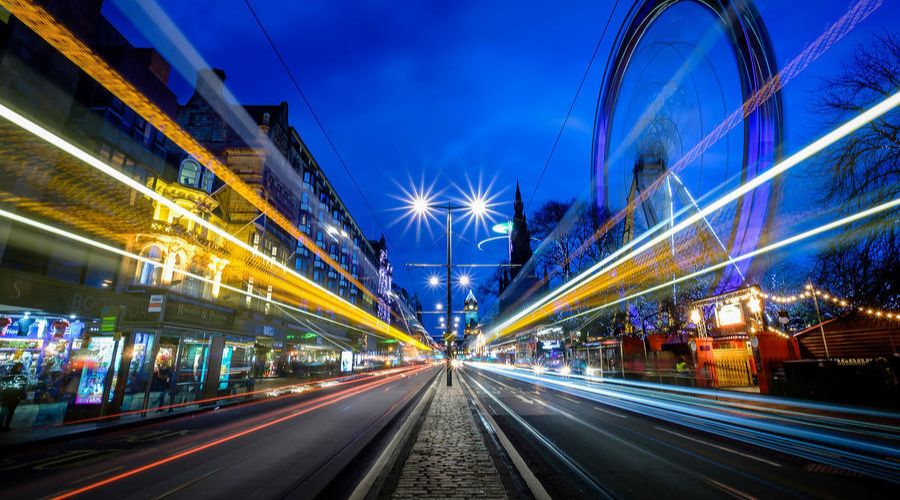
(220, 340, 254, 393)
(0, 314, 92, 427)
(175, 337, 209, 403)
(150, 339, 177, 409)
(75, 336, 122, 405)
(121, 332, 155, 411)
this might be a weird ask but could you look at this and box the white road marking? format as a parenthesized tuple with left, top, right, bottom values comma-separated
(559, 395, 582, 405)
(655, 426, 782, 467)
(515, 394, 534, 405)
(706, 478, 759, 500)
(70, 466, 123, 485)
(593, 406, 627, 419)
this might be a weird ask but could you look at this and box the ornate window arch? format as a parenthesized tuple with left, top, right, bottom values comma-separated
(137, 244, 164, 286)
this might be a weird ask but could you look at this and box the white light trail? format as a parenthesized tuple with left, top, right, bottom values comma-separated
(0, 207, 390, 340)
(562, 196, 900, 324)
(486, 90, 900, 340)
(0, 102, 427, 349)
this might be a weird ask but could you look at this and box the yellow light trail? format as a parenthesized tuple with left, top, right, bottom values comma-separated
(486, 90, 900, 342)
(0, 207, 430, 351)
(0, 0, 377, 305)
(557, 196, 900, 326)
(0, 102, 429, 351)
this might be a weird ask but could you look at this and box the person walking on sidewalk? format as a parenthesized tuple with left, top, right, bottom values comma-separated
(1, 362, 28, 431)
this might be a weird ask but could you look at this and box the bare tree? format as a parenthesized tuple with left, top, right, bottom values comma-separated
(530, 199, 601, 283)
(813, 31, 900, 308)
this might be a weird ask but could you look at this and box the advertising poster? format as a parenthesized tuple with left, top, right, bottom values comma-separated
(340, 350, 353, 372)
(75, 337, 117, 405)
(219, 346, 233, 390)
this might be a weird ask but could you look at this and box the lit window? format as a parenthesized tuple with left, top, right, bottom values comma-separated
(178, 158, 201, 187)
(137, 245, 163, 285)
(200, 168, 215, 193)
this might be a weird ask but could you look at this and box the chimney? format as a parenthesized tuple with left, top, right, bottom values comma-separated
(194, 68, 226, 98)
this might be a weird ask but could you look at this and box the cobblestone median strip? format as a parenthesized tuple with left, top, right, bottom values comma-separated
(391, 371, 509, 499)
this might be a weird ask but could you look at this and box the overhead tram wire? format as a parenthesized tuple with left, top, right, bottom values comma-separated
(527, 0, 621, 208)
(242, 0, 416, 285)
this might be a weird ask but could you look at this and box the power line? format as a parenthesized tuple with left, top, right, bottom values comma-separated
(528, 0, 621, 208)
(242, 0, 415, 283)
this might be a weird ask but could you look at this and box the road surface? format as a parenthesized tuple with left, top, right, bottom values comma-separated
(1, 365, 438, 499)
(460, 364, 898, 499)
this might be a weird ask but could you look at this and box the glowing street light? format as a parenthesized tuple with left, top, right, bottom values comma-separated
(468, 194, 488, 218)
(399, 177, 503, 386)
(412, 194, 432, 217)
(689, 308, 702, 324)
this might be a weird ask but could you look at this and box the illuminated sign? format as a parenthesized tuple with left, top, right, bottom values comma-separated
(340, 351, 353, 372)
(75, 337, 117, 404)
(715, 303, 744, 327)
(541, 340, 561, 350)
(148, 294, 164, 313)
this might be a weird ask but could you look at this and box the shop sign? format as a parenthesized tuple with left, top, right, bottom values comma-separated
(715, 303, 744, 327)
(148, 294, 165, 313)
(0, 268, 114, 318)
(163, 297, 234, 330)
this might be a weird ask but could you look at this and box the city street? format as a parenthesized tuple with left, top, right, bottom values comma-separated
(0, 0, 898, 498)
(459, 365, 899, 498)
(1, 365, 438, 499)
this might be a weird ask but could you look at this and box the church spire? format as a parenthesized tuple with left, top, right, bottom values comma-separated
(514, 181, 524, 219)
(509, 180, 532, 280)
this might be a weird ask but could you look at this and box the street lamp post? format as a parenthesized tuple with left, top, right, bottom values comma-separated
(446, 206, 453, 366)
(405, 188, 494, 386)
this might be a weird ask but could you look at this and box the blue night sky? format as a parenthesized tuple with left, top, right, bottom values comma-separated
(105, 0, 898, 333)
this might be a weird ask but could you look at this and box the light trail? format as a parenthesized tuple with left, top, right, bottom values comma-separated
(0, 0, 380, 306)
(0, 102, 429, 351)
(0, 207, 429, 351)
(462, 374, 615, 499)
(54, 366, 417, 427)
(486, 89, 900, 341)
(581, 0, 883, 284)
(50, 364, 435, 499)
(562, 195, 900, 324)
(466, 362, 900, 482)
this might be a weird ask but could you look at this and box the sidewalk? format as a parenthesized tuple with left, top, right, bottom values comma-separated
(390, 372, 507, 499)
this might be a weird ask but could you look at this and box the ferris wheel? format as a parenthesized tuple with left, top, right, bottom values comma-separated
(591, 0, 783, 295)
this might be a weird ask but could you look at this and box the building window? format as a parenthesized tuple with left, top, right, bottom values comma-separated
(200, 168, 215, 193)
(137, 245, 163, 286)
(178, 158, 201, 188)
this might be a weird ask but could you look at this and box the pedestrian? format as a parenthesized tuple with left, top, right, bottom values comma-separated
(1, 363, 28, 431)
(675, 356, 689, 385)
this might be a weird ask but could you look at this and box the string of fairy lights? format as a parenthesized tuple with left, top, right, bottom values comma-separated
(762, 285, 899, 321)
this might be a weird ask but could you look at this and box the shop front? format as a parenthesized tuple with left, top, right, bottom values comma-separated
(0, 268, 120, 427)
(118, 291, 253, 412)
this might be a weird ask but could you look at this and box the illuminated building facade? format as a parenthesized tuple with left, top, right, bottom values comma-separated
(0, 1, 424, 432)
(0, 1, 256, 421)
(464, 289, 480, 337)
(178, 69, 401, 362)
